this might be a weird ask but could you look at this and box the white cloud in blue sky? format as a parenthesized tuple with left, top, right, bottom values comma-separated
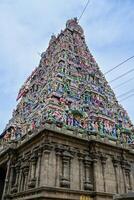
(0, 0, 134, 132)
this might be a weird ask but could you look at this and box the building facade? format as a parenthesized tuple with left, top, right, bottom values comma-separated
(0, 18, 134, 200)
(0, 125, 134, 200)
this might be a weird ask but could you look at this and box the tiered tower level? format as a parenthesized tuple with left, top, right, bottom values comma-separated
(1, 18, 134, 145)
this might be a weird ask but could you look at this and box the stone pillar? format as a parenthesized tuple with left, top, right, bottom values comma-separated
(36, 147, 43, 187)
(84, 155, 93, 191)
(121, 160, 127, 193)
(19, 165, 25, 192)
(100, 154, 107, 192)
(112, 157, 119, 194)
(18, 165, 23, 192)
(60, 150, 72, 188)
(23, 165, 29, 191)
(28, 153, 37, 188)
(78, 153, 84, 190)
(92, 154, 99, 192)
(8, 163, 15, 194)
(125, 162, 132, 191)
(2, 155, 12, 200)
(43, 142, 52, 186)
(11, 162, 21, 193)
(130, 171, 134, 190)
(55, 145, 61, 187)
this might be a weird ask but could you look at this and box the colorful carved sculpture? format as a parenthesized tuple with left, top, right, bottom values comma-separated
(0, 18, 133, 147)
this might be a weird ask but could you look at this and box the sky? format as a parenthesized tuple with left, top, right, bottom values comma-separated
(0, 0, 134, 133)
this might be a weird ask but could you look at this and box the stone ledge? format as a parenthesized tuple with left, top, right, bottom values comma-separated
(1, 124, 134, 157)
(6, 186, 116, 200)
(8, 186, 94, 200)
(114, 192, 134, 200)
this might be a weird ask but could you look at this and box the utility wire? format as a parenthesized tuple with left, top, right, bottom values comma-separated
(78, 0, 90, 21)
(117, 88, 134, 98)
(113, 77, 134, 89)
(119, 93, 134, 102)
(104, 55, 134, 75)
(109, 68, 134, 83)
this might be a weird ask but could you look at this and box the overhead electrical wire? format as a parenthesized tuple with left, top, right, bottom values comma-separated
(112, 77, 134, 89)
(119, 93, 134, 102)
(117, 88, 134, 98)
(104, 55, 134, 75)
(77, 1, 134, 105)
(78, 1, 134, 104)
(109, 68, 134, 83)
(78, 0, 90, 21)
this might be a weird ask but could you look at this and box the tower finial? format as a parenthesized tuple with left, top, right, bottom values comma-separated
(66, 18, 84, 35)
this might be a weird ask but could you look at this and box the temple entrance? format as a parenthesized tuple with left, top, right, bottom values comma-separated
(0, 165, 7, 199)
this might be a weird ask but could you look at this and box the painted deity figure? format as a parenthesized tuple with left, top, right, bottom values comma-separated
(4, 130, 11, 142)
(73, 117, 81, 128)
(94, 121, 99, 132)
(15, 127, 22, 139)
(67, 113, 74, 126)
(116, 126, 121, 140)
(57, 83, 64, 94)
(81, 119, 88, 129)
(10, 128, 15, 141)
(48, 83, 52, 94)
(30, 120, 36, 131)
(88, 120, 95, 132)
(98, 120, 104, 135)
(94, 95, 100, 107)
(52, 110, 64, 122)
(104, 120, 110, 135)
(98, 85, 104, 94)
(84, 92, 91, 104)
(112, 125, 117, 138)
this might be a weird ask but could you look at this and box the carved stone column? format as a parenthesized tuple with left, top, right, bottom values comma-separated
(100, 154, 107, 192)
(19, 164, 25, 192)
(125, 161, 132, 191)
(112, 157, 119, 194)
(28, 153, 38, 188)
(129, 163, 134, 191)
(78, 153, 84, 190)
(11, 162, 21, 193)
(60, 150, 72, 188)
(18, 162, 23, 192)
(84, 155, 93, 190)
(8, 163, 15, 194)
(92, 153, 99, 192)
(23, 163, 29, 191)
(2, 153, 12, 200)
(36, 146, 43, 187)
(55, 145, 62, 187)
(43, 142, 52, 186)
(121, 160, 127, 193)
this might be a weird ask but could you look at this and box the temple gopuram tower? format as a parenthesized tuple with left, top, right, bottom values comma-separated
(0, 18, 134, 200)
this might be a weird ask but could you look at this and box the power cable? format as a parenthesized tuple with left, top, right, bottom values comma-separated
(78, 0, 90, 22)
(109, 68, 134, 83)
(104, 55, 134, 75)
(112, 77, 134, 89)
(117, 88, 134, 98)
(119, 93, 134, 102)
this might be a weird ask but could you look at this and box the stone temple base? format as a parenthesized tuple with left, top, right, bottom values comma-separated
(0, 125, 134, 200)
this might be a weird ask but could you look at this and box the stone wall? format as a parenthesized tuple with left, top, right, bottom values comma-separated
(0, 127, 134, 200)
